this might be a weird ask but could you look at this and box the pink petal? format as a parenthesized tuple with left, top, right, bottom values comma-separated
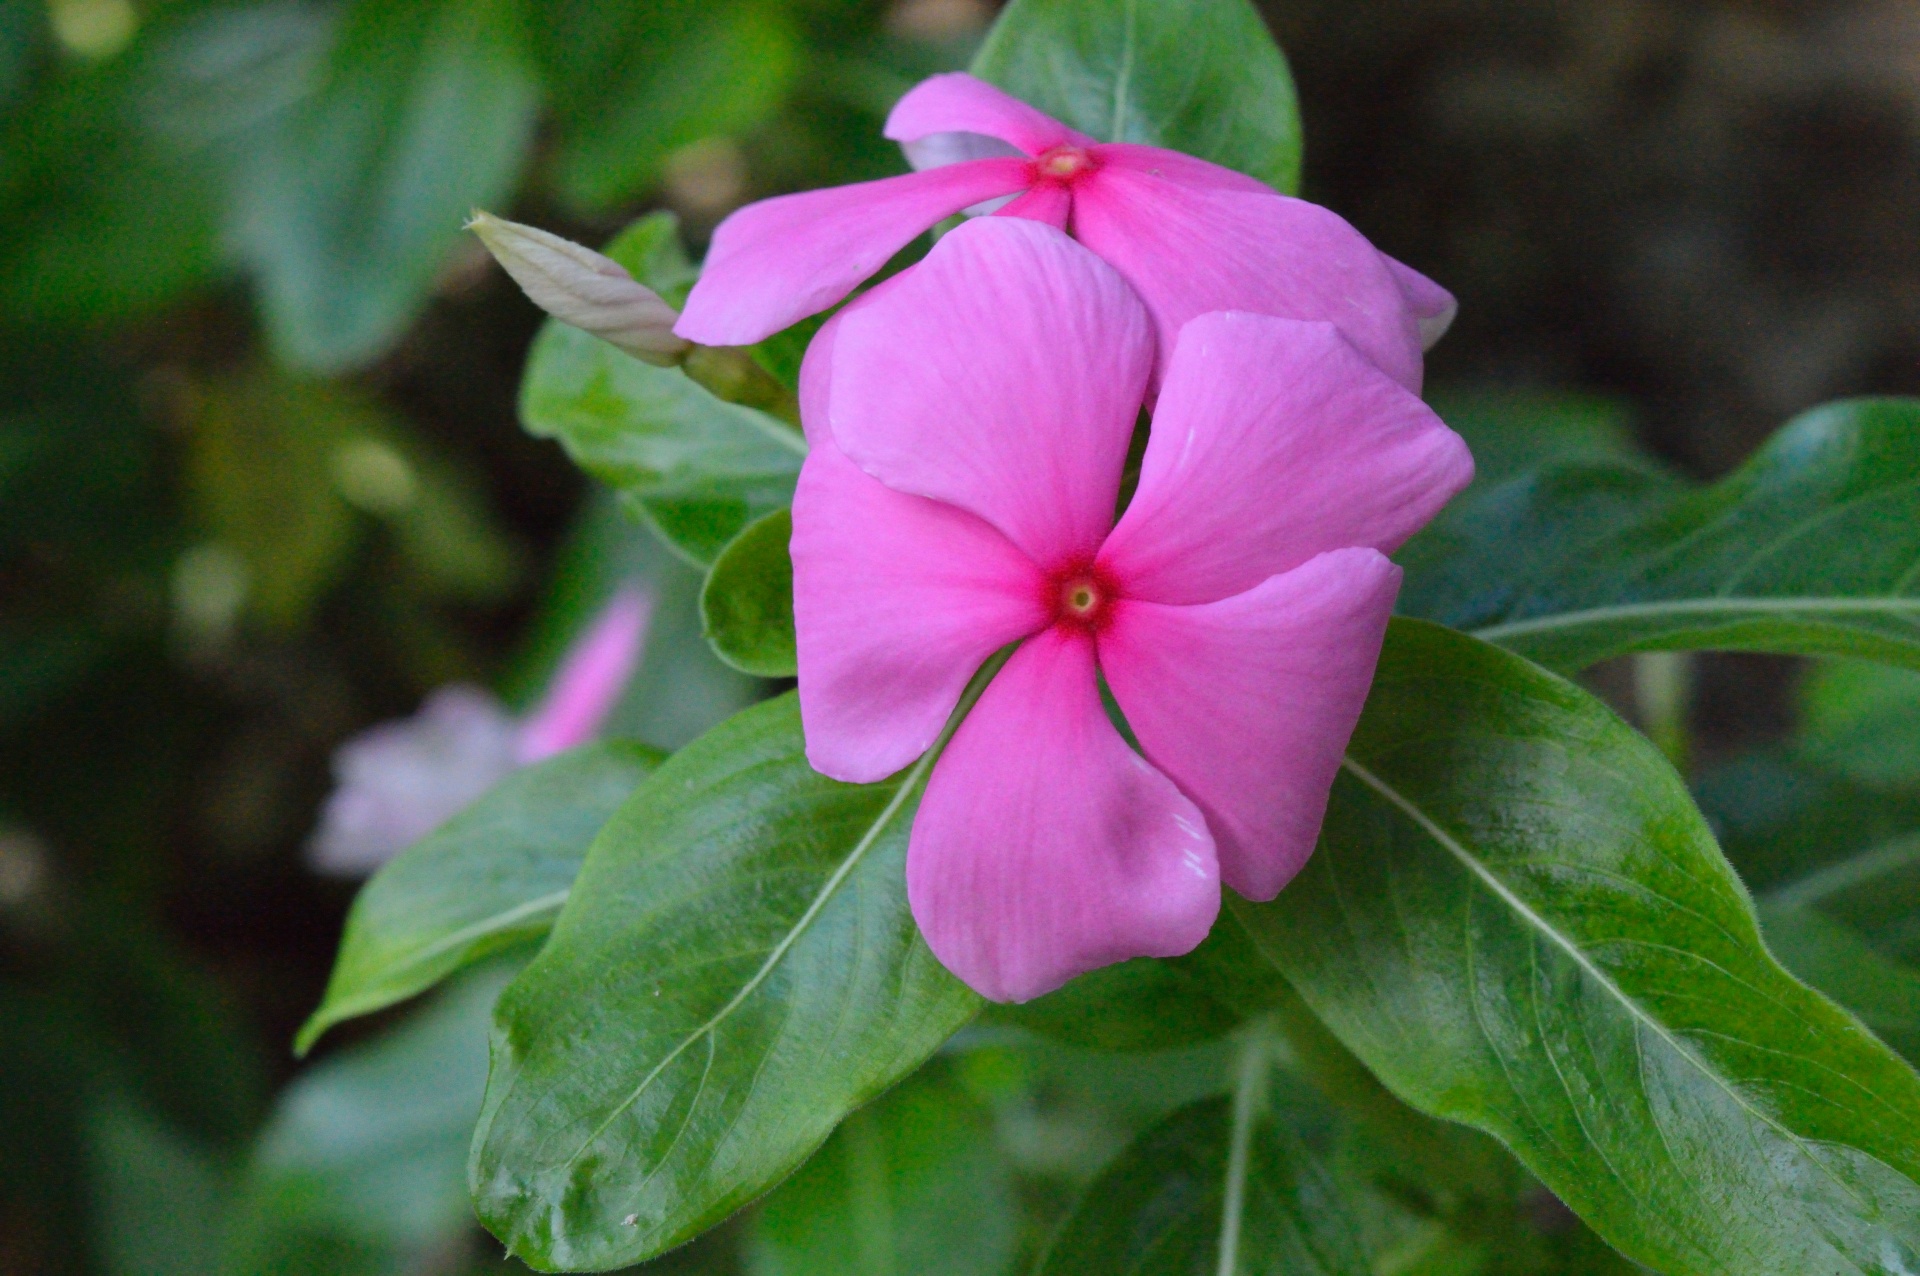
(829, 217, 1153, 569)
(1099, 313, 1473, 606)
(674, 158, 1032, 347)
(792, 436, 1049, 784)
(908, 626, 1219, 1002)
(1099, 549, 1401, 900)
(992, 183, 1072, 229)
(515, 584, 652, 763)
(885, 72, 1086, 158)
(1072, 167, 1425, 391)
(1090, 142, 1275, 195)
(1384, 255, 1459, 349)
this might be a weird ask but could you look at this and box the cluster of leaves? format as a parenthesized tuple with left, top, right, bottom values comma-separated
(293, 2, 1920, 1275)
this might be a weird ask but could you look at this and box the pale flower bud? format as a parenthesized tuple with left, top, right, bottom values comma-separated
(467, 211, 692, 366)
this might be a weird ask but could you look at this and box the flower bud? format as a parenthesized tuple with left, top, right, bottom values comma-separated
(467, 211, 692, 366)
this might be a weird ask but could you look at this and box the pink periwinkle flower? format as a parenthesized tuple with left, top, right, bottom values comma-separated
(308, 585, 651, 876)
(675, 72, 1455, 391)
(790, 218, 1473, 1002)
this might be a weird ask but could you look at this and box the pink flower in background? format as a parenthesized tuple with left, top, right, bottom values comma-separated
(790, 218, 1472, 1002)
(676, 72, 1454, 391)
(308, 586, 651, 876)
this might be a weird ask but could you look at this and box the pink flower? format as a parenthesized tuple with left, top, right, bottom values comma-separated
(308, 586, 651, 876)
(675, 72, 1454, 391)
(790, 218, 1473, 1002)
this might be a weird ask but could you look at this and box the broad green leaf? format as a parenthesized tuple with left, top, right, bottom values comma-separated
(1036, 1034, 1370, 1276)
(518, 214, 806, 566)
(539, 0, 800, 212)
(236, 0, 538, 372)
(1417, 398, 1920, 673)
(470, 693, 981, 1270)
(298, 742, 661, 1054)
(226, 966, 513, 1275)
(973, 0, 1302, 194)
(1236, 618, 1920, 1275)
(701, 507, 796, 677)
(1799, 659, 1920, 791)
(745, 1069, 1015, 1276)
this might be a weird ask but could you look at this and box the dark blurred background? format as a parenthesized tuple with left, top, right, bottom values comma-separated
(2, 0, 1916, 1271)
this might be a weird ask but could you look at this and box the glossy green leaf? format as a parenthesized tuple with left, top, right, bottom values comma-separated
(745, 1068, 1015, 1276)
(1037, 1034, 1370, 1276)
(298, 742, 661, 1054)
(973, 0, 1302, 194)
(540, 0, 800, 212)
(1425, 386, 1640, 491)
(701, 507, 796, 677)
(518, 214, 806, 566)
(1236, 618, 1920, 1274)
(1411, 398, 1920, 673)
(470, 693, 981, 1270)
(1762, 905, 1920, 1064)
(1799, 659, 1920, 791)
(237, 0, 538, 372)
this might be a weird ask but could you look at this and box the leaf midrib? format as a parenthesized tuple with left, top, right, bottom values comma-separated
(1471, 595, 1920, 644)
(1337, 756, 1879, 1215)
(554, 758, 929, 1170)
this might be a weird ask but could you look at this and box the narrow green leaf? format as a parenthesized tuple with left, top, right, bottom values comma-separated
(237, 0, 538, 372)
(1411, 398, 1920, 672)
(469, 693, 981, 1270)
(1237, 618, 1920, 1274)
(298, 742, 660, 1054)
(973, 0, 1302, 194)
(700, 507, 796, 677)
(745, 1068, 1015, 1276)
(519, 214, 805, 566)
(1037, 1032, 1371, 1275)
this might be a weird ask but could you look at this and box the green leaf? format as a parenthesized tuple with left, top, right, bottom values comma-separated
(1036, 1033, 1371, 1275)
(701, 507, 796, 677)
(237, 0, 538, 372)
(1425, 386, 1641, 491)
(298, 741, 661, 1054)
(1798, 659, 1920, 791)
(540, 0, 801, 212)
(469, 693, 981, 1270)
(519, 214, 806, 566)
(973, 0, 1302, 194)
(1415, 398, 1920, 673)
(86, 1095, 230, 1276)
(1761, 905, 1920, 1064)
(227, 966, 514, 1274)
(745, 1068, 1016, 1276)
(1235, 618, 1920, 1274)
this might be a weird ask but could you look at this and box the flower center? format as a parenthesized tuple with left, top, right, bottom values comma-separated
(1035, 145, 1096, 182)
(1051, 566, 1117, 629)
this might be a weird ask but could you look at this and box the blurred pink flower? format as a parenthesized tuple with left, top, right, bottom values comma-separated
(676, 72, 1454, 390)
(308, 586, 651, 876)
(790, 219, 1472, 1001)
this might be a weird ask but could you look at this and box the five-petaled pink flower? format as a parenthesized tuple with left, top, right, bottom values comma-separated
(674, 72, 1455, 392)
(790, 217, 1473, 1002)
